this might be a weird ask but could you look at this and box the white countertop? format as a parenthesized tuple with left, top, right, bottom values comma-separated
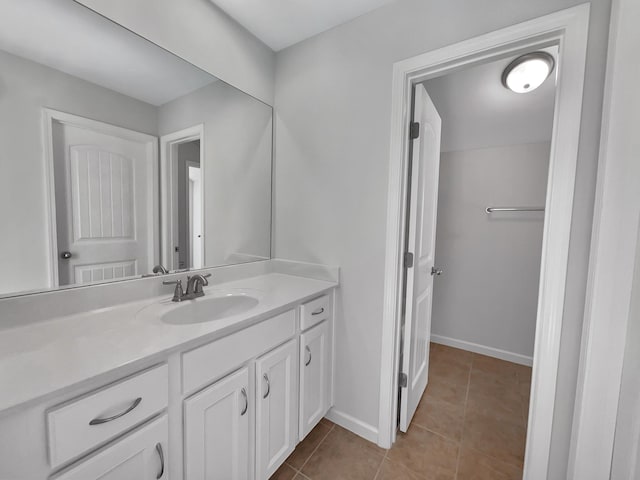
(0, 273, 336, 414)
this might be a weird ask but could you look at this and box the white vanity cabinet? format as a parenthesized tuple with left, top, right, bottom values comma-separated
(0, 285, 335, 480)
(53, 415, 168, 480)
(184, 367, 251, 480)
(299, 320, 331, 439)
(255, 339, 299, 480)
(180, 295, 333, 480)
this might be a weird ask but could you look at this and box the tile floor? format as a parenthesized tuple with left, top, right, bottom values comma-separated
(271, 343, 531, 480)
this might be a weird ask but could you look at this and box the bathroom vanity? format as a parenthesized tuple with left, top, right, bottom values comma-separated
(0, 1, 337, 478)
(0, 270, 337, 480)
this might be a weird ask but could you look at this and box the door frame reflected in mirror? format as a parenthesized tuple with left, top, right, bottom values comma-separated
(43, 108, 160, 289)
(160, 124, 205, 272)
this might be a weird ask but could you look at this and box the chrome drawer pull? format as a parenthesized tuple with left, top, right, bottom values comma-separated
(305, 346, 312, 366)
(156, 442, 165, 479)
(240, 388, 248, 416)
(263, 374, 270, 399)
(311, 307, 324, 316)
(88, 397, 142, 425)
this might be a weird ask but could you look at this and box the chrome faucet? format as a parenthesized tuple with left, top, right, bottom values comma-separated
(185, 274, 211, 298)
(163, 274, 211, 302)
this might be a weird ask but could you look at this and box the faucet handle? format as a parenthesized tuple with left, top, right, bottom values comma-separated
(163, 279, 184, 302)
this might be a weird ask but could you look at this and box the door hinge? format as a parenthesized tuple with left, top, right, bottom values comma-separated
(409, 122, 420, 139)
(399, 373, 408, 388)
(404, 252, 414, 269)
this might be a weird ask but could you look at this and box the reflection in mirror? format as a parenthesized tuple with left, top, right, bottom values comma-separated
(0, 0, 272, 298)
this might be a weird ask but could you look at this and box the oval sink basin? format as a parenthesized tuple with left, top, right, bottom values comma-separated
(161, 291, 260, 325)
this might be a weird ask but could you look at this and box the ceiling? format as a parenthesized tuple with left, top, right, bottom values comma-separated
(0, 0, 216, 106)
(424, 47, 558, 153)
(210, 0, 396, 51)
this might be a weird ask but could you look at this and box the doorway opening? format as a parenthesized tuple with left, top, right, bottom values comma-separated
(160, 125, 205, 271)
(177, 140, 202, 270)
(396, 45, 557, 475)
(378, 6, 590, 479)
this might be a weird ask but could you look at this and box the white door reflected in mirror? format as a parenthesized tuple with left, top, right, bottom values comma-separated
(188, 164, 203, 270)
(53, 116, 157, 287)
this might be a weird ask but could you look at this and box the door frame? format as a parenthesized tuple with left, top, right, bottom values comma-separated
(159, 124, 205, 270)
(378, 5, 590, 479)
(567, 0, 640, 475)
(42, 108, 159, 288)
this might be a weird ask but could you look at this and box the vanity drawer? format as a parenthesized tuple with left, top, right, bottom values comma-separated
(300, 294, 331, 331)
(47, 364, 168, 468)
(182, 309, 296, 395)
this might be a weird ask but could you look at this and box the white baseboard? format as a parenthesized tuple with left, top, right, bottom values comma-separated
(325, 408, 379, 444)
(431, 334, 533, 366)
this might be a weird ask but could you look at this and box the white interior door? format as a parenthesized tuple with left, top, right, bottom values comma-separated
(53, 122, 155, 286)
(399, 84, 442, 432)
(188, 163, 203, 269)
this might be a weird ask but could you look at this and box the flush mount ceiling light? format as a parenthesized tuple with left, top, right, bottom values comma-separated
(502, 51, 555, 93)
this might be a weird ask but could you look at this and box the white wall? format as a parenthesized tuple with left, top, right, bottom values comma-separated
(0, 50, 157, 295)
(610, 225, 640, 479)
(158, 81, 273, 266)
(273, 0, 611, 476)
(431, 143, 550, 361)
(75, 0, 276, 105)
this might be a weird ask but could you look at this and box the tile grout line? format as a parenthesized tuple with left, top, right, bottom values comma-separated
(294, 423, 336, 477)
(455, 354, 531, 475)
(453, 356, 474, 479)
(411, 421, 461, 443)
(371, 445, 390, 480)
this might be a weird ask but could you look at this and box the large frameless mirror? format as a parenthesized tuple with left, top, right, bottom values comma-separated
(0, 0, 273, 298)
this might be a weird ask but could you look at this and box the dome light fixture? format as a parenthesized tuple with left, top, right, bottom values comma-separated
(502, 51, 555, 93)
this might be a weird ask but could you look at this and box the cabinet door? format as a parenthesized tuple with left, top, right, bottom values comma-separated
(255, 339, 298, 480)
(299, 321, 330, 440)
(184, 367, 250, 480)
(54, 415, 168, 480)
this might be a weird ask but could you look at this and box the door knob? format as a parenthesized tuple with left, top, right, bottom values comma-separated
(431, 266, 443, 276)
(60, 251, 72, 259)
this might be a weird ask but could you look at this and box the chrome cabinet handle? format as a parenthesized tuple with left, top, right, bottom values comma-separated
(263, 373, 270, 399)
(240, 387, 248, 416)
(60, 251, 72, 259)
(311, 307, 324, 316)
(431, 266, 443, 276)
(88, 397, 142, 425)
(155, 442, 165, 479)
(305, 346, 312, 366)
